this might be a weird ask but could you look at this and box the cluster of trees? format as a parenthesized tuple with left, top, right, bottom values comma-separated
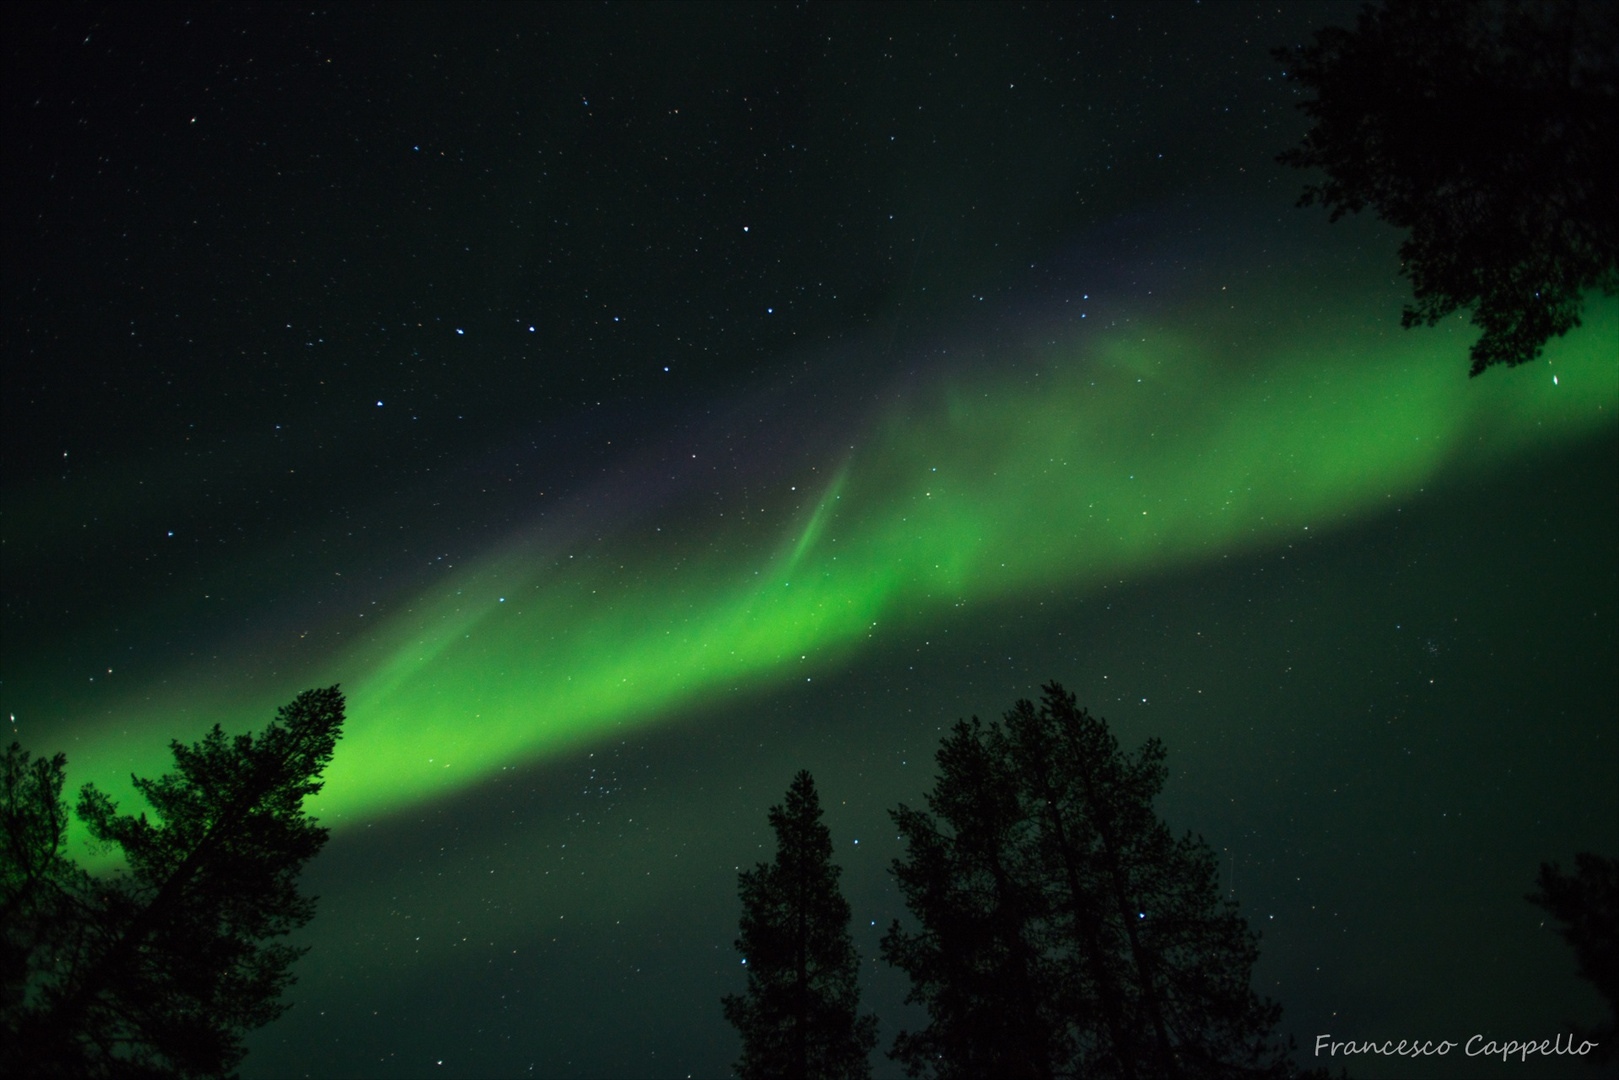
(1, 687, 345, 1079)
(0, 681, 1612, 1080)
(723, 683, 1314, 1080)
(724, 682, 1619, 1080)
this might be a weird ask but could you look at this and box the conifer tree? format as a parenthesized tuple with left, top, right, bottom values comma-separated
(1527, 852, 1618, 1065)
(723, 770, 878, 1080)
(2, 744, 85, 1035)
(883, 718, 1066, 1080)
(884, 683, 1310, 1080)
(0, 685, 345, 1079)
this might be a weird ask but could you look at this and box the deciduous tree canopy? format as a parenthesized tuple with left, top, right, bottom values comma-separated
(1276, 0, 1618, 374)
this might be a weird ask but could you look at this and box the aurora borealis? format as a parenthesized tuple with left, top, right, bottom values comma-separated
(5, 4, 1616, 1078)
(41, 256, 1618, 835)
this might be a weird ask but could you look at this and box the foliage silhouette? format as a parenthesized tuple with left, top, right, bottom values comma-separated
(883, 683, 1315, 1079)
(1, 686, 345, 1079)
(723, 770, 878, 1080)
(1275, 0, 1618, 374)
(1528, 852, 1618, 1064)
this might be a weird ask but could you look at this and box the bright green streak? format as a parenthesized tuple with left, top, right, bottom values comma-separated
(60, 289, 1619, 837)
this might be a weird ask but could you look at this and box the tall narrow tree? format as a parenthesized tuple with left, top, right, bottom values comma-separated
(1, 685, 345, 1079)
(723, 770, 878, 1080)
(885, 683, 1310, 1080)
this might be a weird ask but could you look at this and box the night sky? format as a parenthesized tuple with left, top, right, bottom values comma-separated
(4, 3, 1616, 1078)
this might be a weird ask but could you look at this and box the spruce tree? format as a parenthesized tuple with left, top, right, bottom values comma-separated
(884, 683, 1309, 1080)
(1, 685, 345, 1079)
(723, 770, 878, 1080)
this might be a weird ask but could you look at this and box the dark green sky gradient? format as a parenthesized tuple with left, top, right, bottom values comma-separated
(4, 3, 1616, 1077)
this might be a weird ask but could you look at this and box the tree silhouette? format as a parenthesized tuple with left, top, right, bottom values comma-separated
(1, 685, 345, 1079)
(883, 683, 1311, 1080)
(2, 745, 86, 1043)
(1275, 0, 1618, 375)
(723, 770, 878, 1080)
(882, 717, 1065, 1080)
(1528, 852, 1618, 1065)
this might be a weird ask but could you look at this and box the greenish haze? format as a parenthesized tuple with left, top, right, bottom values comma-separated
(56, 290, 1619, 846)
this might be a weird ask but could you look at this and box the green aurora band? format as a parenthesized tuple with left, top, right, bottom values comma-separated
(48, 284, 1618, 846)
